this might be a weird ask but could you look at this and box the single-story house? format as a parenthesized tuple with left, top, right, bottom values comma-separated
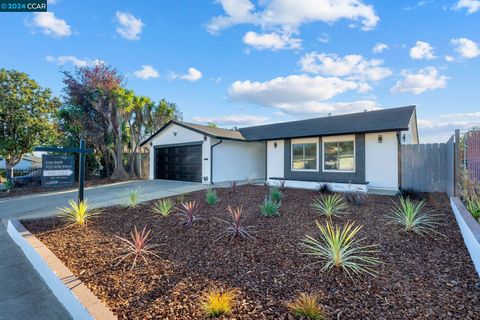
(140, 105, 419, 192)
(0, 155, 42, 170)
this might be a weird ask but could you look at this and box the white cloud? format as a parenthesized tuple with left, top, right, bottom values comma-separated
(451, 37, 480, 59)
(228, 74, 376, 116)
(317, 33, 330, 43)
(116, 12, 144, 40)
(409, 41, 436, 60)
(169, 67, 203, 82)
(207, 0, 380, 33)
(30, 12, 71, 38)
(445, 55, 455, 62)
(46, 55, 103, 67)
(299, 52, 392, 82)
(191, 114, 270, 126)
(419, 112, 480, 142)
(242, 31, 301, 50)
(453, 0, 480, 14)
(391, 67, 448, 95)
(133, 65, 159, 80)
(372, 42, 388, 53)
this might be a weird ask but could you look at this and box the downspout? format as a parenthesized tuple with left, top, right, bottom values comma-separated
(210, 139, 223, 184)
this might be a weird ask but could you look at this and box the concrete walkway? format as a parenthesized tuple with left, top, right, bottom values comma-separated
(0, 179, 208, 320)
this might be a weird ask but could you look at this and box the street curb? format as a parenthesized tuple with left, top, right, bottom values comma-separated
(6, 219, 116, 320)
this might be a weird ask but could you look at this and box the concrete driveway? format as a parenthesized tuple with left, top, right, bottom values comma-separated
(0, 179, 208, 221)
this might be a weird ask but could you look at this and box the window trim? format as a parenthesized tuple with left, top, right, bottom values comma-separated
(322, 135, 356, 173)
(291, 137, 319, 172)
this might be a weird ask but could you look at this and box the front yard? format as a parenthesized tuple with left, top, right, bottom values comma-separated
(23, 185, 480, 319)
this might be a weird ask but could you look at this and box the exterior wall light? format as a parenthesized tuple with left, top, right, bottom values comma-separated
(173, 132, 177, 136)
(402, 133, 406, 142)
(149, 142, 153, 147)
(274, 142, 278, 148)
(204, 135, 208, 141)
(378, 135, 383, 143)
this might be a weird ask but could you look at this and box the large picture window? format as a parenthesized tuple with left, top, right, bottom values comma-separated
(323, 140, 355, 172)
(292, 143, 317, 170)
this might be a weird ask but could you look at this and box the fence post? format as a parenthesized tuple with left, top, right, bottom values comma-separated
(454, 129, 460, 197)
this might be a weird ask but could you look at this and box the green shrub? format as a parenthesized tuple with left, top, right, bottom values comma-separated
(151, 198, 175, 217)
(205, 188, 219, 205)
(260, 196, 280, 216)
(302, 220, 380, 278)
(311, 194, 348, 219)
(127, 187, 142, 208)
(269, 186, 283, 203)
(459, 171, 480, 221)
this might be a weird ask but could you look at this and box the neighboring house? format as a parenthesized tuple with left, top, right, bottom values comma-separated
(0, 155, 42, 170)
(141, 105, 419, 192)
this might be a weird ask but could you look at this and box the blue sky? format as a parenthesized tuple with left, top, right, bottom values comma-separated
(1, 0, 479, 142)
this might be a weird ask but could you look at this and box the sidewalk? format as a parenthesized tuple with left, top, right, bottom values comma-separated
(0, 224, 71, 320)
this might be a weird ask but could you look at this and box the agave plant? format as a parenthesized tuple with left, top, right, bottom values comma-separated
(57, 200, 101, 228)
(177, 201, 200, 226)
(260, 196, 281, 217)
(151, 198, 175, 217)
(302, 220, 381, 278)
(386, 197, 443, 235)
(201, 288, 238, 317)
(269, 186, 283, 203)
(216, 206, 253, 239)
(127, 187, 142, 208)
(205, 188, 220, 205)
(311, 194, 348, 219)
(287, 292, 324, 320)
(115, 225, 160, 270)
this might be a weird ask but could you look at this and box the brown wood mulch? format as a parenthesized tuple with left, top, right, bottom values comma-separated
(23, 186, 480, 320)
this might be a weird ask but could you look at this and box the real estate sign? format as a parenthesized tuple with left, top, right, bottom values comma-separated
(42, 155, 75, 188)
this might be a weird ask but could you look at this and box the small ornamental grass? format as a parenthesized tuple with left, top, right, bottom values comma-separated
(57, 200, 101, 228)
(127, 187, 142, 208)
(151, 198, 175, 217)
(177, 201, 201, 226)
(115, 225, 159, 270)
(201, 289, 238, 317)
(287, 292, 325, 320)
(302, 220, 381, 279)
(216, 206, 253, 239)
(386, 197, 443, 235)
(260, 196, 281, 217)
(269, 186, 283, 203)
(317, 183, 333, 194)
(205, 188, 220, 205)
(279, 179, 286, 191)
(311, 194, 348, 219)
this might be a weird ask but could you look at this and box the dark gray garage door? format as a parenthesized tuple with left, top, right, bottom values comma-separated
(154, 144, 202, 182)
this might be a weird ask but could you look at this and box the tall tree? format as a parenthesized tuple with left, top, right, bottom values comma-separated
(0, 69, 60, 181)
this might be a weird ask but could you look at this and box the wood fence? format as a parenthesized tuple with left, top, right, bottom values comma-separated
(401, 134, 457, 196)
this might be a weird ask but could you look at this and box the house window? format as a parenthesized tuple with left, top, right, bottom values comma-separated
(292, 142, 317, 170)
(323, 140, 355, 172)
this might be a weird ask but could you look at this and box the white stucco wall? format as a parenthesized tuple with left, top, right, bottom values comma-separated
(0, 159, 34, 170)
(147, 123, 209, 182)
(365, 132, 399, 190)
(400, 114, 419, 144)
(211, 139, 266, 183)
(267, 140, 284, 179)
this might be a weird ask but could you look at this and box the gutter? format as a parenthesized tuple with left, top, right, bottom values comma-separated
(210, 139, 223, 184)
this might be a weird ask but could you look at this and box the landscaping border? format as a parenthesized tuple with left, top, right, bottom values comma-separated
(450, 197, 480, 277)
(6, 219, 116, 320)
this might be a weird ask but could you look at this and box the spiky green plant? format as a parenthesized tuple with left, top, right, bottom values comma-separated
(287, 293, 324, 320)
(302, 220, 380, 278)
(151, 198, 175, 217)
(386, 197, 443, 235)
(57, 200, 101, 228)
(260, 196, 281, 217)
(269, 186, 283, 203)
(127, 187, 142, 208)
(311, 194, 348, 218)
(205, 188, 219, 205)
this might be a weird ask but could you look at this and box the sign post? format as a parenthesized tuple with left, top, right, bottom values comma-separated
(34, 139, 94, 204)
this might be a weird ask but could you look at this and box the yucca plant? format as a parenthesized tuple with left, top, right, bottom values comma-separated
(201, 289, 237, 317)
(287, 292, 324, 320)
(205, 188, 220, 205)
(57, 200, 101, 228)
(269, 186, 283, 203)
(216, 206, 253, 239)
(151, 198, 175, 217)
(260, 196, 281, 216)
(115, 225, 159, 270)
(302, 220, 380, 278)
(230, 180, 237, 194)
(311, 194, 348, 219)
(127, 187, 142, 208)
(177, 201, 200, 226)
(386, 197, 443, 235)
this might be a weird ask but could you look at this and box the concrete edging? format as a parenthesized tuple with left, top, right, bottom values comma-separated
(6, 219, 116, 320)
(450, 197, 480, 277)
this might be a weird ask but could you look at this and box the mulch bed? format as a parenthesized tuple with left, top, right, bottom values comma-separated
(23, 186, 480, 319)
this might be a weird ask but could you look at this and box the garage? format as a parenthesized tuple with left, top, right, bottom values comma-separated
(154, 144, 202, 182)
